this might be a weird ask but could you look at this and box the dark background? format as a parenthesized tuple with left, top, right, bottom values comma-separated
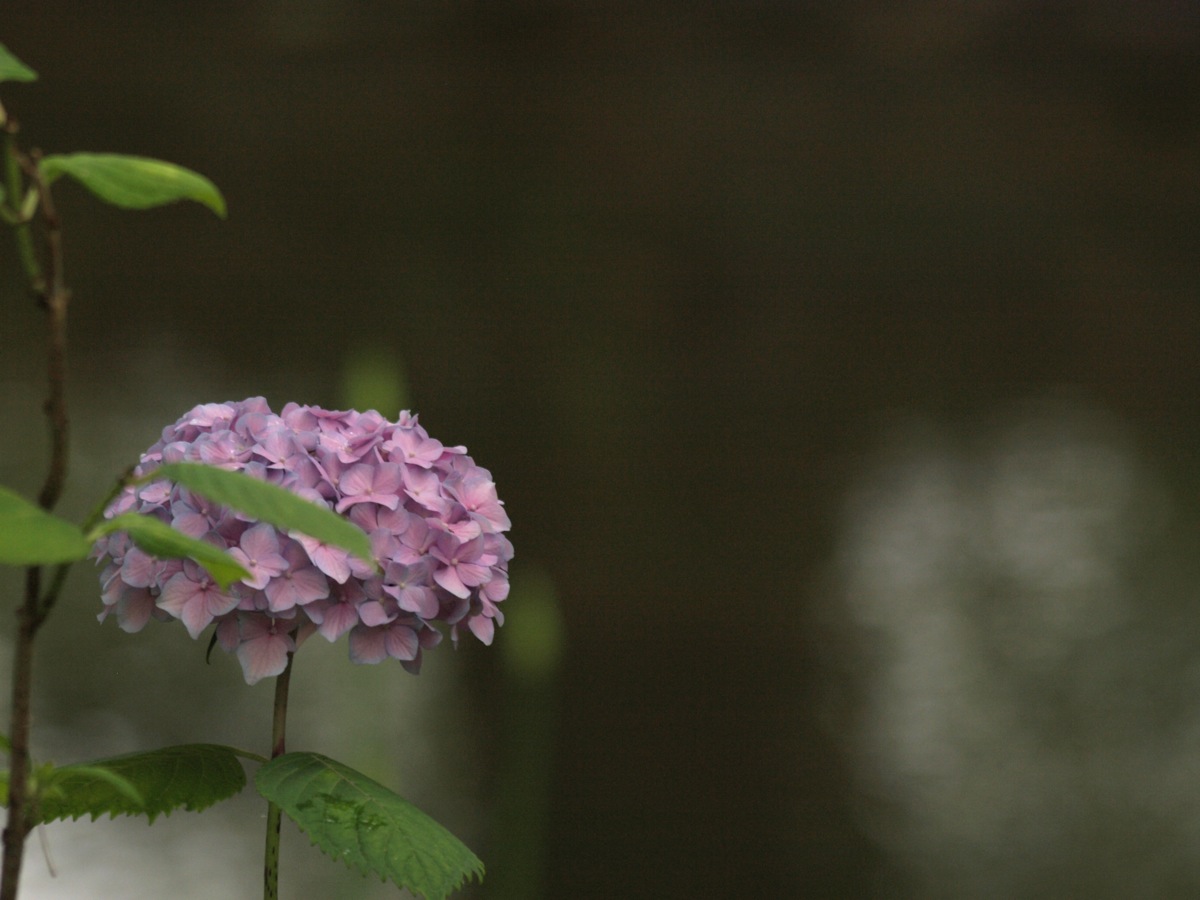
(3, 3, 1200, 898)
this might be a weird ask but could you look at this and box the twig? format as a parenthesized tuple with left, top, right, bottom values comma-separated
(0, 129, 73, 900)
(20, 149, 71, 513)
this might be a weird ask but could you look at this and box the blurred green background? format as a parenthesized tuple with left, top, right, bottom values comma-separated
(3, 3, 1200, 897)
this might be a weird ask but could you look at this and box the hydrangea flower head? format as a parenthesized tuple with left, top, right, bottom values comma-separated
(95, 398, 512, 684)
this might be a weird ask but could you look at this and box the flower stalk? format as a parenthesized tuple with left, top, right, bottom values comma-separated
(263, 649, 294, 900)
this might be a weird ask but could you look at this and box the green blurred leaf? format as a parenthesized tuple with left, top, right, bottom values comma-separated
(0, 485, 91, 565)
(341, 348, 409, 415)
(0, 44, 36, 83)
(38, 153, 225, 217)
(501, 566, 564, 681)
(256, 752, 484, 899)
(151, 462, 374, 566)
(25, 744, 246, 825)
(88, 513, 249, 589)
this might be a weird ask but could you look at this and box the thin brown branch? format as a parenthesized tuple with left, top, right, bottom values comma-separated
(20, 150, 71, 513)
(0, 569, 39, 900)
(1, 143, 73, 900)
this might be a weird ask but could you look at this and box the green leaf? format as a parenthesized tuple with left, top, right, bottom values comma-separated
(23, 744, 247, 825)
(40, 765, 145, 809)
(0, 485, 91, 565)
(88, 513, 249, 589)
(0, 44, 36, 83)
(151, 462, 374, 566)
(256, 752, 484, 899)
(38, 153, 225, 217)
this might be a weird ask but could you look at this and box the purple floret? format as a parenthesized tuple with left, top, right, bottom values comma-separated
(96, 397, 512, 684)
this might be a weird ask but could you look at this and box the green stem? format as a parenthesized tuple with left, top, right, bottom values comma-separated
(2, 124, 42, 293)
(264, 650, 294, 900)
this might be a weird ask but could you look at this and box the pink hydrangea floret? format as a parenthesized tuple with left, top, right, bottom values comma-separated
(95, 398, 512, 684)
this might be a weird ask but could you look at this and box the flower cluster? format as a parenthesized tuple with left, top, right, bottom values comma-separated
(95, 397, 512, 684)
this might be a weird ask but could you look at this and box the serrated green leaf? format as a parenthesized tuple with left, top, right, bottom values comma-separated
(26, 744, 246, 825)
(256, 752, 484, 899)
(0, 485, 91, 565)
(151, 462, 374, 566)
(38, 153, 225, 217)
(88, 513, 249, 589)
(0, 44, 36, 83)
(41, 765, 144, 809)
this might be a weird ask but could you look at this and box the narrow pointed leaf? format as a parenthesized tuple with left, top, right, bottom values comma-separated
(27, 744, 246, 825)
(0, 44, 36, 83)
(38, 153, 226, 217)
(151, 462, 374, 565)
(256, 752, 484, 899)
(89, 513, 249, 589)
(0, 485, 91, 565)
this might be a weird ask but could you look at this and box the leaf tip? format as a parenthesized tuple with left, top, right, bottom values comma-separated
(206, 191, 228, 219)
(0, 43, 37, 83)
